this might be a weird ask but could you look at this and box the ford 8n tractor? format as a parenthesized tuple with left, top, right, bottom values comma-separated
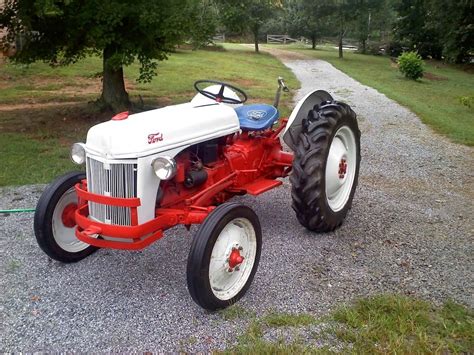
(34, 78, 360, 310)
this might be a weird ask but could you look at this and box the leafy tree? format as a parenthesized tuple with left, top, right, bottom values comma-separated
(427, 0, 474, 63)
(392, 0, 442, 59)
(351, 0, 384, 53)
(334, 0, 358, 58)
(0, 0, 216, 111)
(218, 0, 278, 53)
(284, 0, 328, 49)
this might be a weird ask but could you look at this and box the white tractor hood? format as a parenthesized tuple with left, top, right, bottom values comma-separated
(85, 103, 240, 159)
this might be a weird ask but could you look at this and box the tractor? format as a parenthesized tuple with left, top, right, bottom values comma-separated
(34, 78, 360, 310)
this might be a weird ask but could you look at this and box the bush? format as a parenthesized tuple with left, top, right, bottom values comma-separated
(459, 95, 474, 109)
(398, 51, 425, 80)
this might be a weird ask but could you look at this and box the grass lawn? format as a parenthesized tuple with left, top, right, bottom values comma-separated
(0, 45, 298, 186)
(222, 294, 473, 354)
(270, 44, 474, 146)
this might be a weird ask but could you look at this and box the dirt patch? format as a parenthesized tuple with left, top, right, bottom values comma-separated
(423, 72, 448, 81)
(233, 78, 260, 87)
(0, 101, 81, 112)
(0, 102, 111, 142)
(261, 46, 310, 61)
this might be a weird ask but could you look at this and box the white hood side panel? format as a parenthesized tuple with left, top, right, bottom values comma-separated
(85, 103, 240, 159)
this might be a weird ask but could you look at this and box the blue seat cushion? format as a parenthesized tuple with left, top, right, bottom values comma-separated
(235, 104, 279, 131)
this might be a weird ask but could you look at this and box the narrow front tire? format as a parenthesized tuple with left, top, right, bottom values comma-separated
(34, 171, 98, 262)
(186, 203, 262, 310)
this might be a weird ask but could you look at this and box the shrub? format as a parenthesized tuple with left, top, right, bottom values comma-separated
(459, 95, 474, 109)
(398, 51, 425, 80)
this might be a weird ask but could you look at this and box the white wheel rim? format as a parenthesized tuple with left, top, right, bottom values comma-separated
(325, 126, 357, 212)
(209, 217, 257, 301)
(52, 187, 90, 253)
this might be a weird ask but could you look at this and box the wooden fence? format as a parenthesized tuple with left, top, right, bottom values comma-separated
(212, 34, 226, 43)
(266, 34, 300, 44)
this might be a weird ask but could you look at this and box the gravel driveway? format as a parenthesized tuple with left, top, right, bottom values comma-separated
(1, 51, 473, 352)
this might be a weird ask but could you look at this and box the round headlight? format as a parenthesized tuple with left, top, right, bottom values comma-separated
(151, 156, 177, 180)
(71, 143, 86, 165)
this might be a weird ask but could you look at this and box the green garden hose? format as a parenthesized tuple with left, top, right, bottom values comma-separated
(0, 208, 35, 213)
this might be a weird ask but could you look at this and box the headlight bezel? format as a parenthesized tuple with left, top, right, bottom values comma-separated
(151, 156, 177, 180)
(70, 143, 86, 165)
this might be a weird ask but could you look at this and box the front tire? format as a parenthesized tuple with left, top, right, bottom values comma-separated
(34, 171, 99, 262)
(290, 101, 361, 232)
(186, 203, 262, 310)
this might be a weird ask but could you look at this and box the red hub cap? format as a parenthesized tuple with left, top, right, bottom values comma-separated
(338, 158, 347, 179)
(228, 248, 244, 269)
(61, 203, 77, 228)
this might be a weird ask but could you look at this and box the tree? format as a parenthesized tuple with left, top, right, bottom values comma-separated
(0, 0, 216, 111)
(427, 0, 474, 63)
(285, 0, 327, 49)
(351, 0, 384, 53)
(218, 0, 278, 53)
(392, 0, 442, 59)
(321, 0, 360, 59)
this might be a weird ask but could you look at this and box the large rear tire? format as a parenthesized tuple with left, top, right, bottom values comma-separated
(34, 171, 99, 262)
(290, 101, 361, 232)
(186, 202, 262, 310)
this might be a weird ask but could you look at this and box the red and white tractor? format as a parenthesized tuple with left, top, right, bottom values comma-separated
(34, 78, 360, 310)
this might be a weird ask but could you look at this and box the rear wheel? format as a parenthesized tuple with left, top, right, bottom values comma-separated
(290, 101, 361, 232)
(34, 171, 99, 262)
(186, 203, 262, 310)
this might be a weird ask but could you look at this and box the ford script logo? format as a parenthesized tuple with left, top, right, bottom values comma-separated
(148, 132, 164, 144)
(247, 110, 267, 120)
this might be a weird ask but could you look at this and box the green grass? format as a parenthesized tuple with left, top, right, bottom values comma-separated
(220, 304, 255, 321)
(262, 312, 316, 327)
(332, 295, 474, 353)
(270, 44, 474, 146)
(225, 295, 473, 354)
(0, 46, 298, 186)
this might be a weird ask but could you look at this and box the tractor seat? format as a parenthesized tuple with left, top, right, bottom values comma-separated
(235, 104, 279, 131)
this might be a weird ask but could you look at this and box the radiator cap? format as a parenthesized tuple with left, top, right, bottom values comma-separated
(112, 111, 129, 121)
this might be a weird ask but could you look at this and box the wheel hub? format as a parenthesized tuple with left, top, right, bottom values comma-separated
(227, 246, 244, 271)
(338, 158, 347, 179)
(61, 203, 77, 228)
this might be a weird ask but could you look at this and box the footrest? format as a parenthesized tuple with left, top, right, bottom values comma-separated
(242, 179, 282, 196)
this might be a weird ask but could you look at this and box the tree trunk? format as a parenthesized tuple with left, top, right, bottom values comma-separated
(311, 35, 316, 50)
(339, 7, 344, 59)
(361, 39, 367, 54)
(253, 26, 259, 53)
(338, 32, 343, 59)
(101, 46, 130, 112)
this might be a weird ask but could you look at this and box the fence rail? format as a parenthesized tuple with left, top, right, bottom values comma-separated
(267, 34, 299, 44)
(212, 34, 225, 42)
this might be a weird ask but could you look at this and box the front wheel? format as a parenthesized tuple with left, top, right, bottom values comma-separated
(186, 203, 262, 310)
(34, 171, 99, 262)
(290, 101, 361, 232)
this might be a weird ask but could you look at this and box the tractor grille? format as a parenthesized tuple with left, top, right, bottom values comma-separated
(86, 157, 137, 226)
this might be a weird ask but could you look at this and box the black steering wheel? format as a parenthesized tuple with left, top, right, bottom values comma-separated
(194, 80, 248, 104)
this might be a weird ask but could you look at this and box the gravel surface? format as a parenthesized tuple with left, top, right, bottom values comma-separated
(1, 52, 473, 352)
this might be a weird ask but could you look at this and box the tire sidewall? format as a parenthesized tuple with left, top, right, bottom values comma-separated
(34, 171, 98, 262)
(187, 203, 262, 310)
(321, 113, 361, 223)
